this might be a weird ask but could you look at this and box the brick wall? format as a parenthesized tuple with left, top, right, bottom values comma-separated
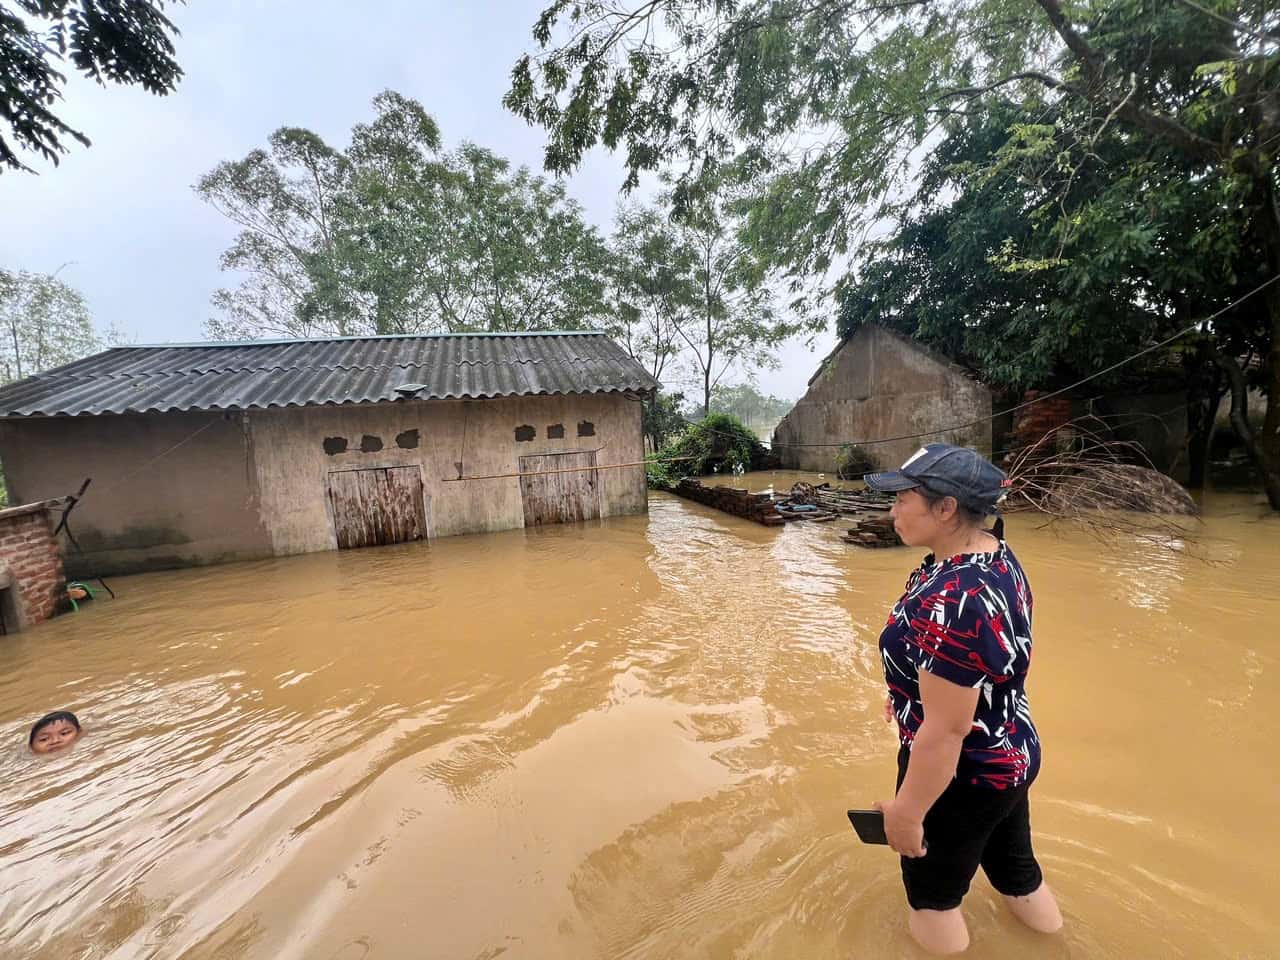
(1007, 391, 1074, 459)
(0, 500, 66, 631)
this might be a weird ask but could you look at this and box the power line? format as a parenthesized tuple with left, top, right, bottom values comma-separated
(689, 274, 1280, 450)
(89, 417, 222, 498)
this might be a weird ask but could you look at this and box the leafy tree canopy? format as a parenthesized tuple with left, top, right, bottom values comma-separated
(0, 267, 109, 381)
(709, 380, 792, 427)
(837, 96, 1268, 392)
(1, 0, 182, 172)
(508, 0, 1280, 506)
(650, 411, 770, 487)
(197, 91, 610, 339)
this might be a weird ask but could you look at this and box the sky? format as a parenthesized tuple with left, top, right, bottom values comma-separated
(0, 1, 834, 402)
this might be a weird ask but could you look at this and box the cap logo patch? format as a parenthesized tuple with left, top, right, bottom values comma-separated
(901, 447, 930, 469)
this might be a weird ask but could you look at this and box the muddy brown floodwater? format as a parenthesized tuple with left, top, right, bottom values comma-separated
(1, 472, 1277, 959)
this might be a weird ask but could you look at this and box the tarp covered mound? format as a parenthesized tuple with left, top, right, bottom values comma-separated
(1040, 464, 1199, 516)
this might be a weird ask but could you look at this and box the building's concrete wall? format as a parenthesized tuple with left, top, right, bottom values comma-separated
(1092, 392, 1189, 482)
(0, 394, 646, 574)
(246, 393, 645, 557)
(773, 325, 992, 473)
(0, 411, 271, 576)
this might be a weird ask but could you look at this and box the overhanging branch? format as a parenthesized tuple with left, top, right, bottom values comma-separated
(1032, 0, 1225, 167)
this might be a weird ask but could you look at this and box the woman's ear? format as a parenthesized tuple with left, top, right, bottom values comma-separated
(934, 495, 960, 522)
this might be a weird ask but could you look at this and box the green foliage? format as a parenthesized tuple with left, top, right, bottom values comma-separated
(506, 0, 1280, 504)
(671, 171, 817, 415)
(606, 204, 696, 382)
(606, 183, 818, 412)
(644, 457, 677, 491)
(508, 1, 1267, 294)
(197, 91, 610, 339)
(655, 413, 769, 478)
(642, 390, 689, 452)
(0, 268, 106, 382)
(0, 1, 182, 172)
(709, 381, 792, 430)
(508, 0, 1062, 282)
(835, 97, 1266, 391)
(506, 5, 1280, 343)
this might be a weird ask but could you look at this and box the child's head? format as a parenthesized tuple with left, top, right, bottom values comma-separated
(28, 711, 81, 755)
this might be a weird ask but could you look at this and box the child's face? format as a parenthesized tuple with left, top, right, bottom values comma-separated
(31, 719, 80, 755)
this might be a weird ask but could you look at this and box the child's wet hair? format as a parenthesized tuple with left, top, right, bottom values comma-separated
(28, 711, 81, 747)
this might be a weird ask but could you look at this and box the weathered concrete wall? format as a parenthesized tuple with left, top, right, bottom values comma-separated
(246, 393, 645, 556)
(0, 501, 66, 629)
(773, 325, 991, 473)
(0, 394, 646, 574)
(0, 412, 271, 576)
(1093, 393, 1189, 482)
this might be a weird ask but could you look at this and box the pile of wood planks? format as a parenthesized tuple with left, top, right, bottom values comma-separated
(785, 482, 894, 514)
(672, 479, 786, 526)
(841, 514, 903, 548)
(669, 479, 904, 540)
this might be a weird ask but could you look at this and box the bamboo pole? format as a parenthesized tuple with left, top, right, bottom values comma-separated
(442, 456, 695, 483)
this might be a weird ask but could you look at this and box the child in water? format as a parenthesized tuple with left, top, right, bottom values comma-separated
(28, 711, 81, 755)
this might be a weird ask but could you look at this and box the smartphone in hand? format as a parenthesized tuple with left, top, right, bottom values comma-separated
(847, 809, 888, 845)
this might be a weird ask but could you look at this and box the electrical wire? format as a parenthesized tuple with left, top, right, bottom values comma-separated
(688, 274, 1280, 450)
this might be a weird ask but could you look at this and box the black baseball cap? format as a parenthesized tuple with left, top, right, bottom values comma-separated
(864, 443, 1010, 515)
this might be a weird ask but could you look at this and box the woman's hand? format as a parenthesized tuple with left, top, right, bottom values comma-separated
(883, 694, 894, 724)
(873, 797, 926, 858)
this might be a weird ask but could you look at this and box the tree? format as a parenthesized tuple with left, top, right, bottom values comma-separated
(196, 125, 350, 340)
(507, 0, 1280, 507)
(836, 96, 1266, 485)
(607, 204, 700, 454)
(0, 267, 105, 381)
(709, 381, 792, 430)
(668, 179, 809, 416)
(606, 203, 695, 383)
(641, 389, 688, 452)
(656, 412, 771, 475)
(197, 91, 610, 339)
(834, 95, 1253, 386)
(1, 0, 183, 172)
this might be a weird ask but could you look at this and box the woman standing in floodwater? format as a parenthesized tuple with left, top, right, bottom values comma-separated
(866, 444, 1063, 955)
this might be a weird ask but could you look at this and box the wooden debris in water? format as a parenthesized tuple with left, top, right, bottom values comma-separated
(672, 479, 787, 525)
(841, 514, 904, 549)
(782, 482, 893, 514)
(669, 479, 897, 533)
(774, 484, 841, 522)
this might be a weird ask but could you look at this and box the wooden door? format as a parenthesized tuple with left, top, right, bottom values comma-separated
(326, 466, 429, 549)
(518, 452, 601, 527)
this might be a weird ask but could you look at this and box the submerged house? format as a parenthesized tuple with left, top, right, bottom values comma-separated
(775, 323, 1194, 479)
(774, 324, 993, 473)
(0, 332, 657, 575)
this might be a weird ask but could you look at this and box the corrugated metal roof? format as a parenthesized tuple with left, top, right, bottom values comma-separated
(0, 331, 659, 418)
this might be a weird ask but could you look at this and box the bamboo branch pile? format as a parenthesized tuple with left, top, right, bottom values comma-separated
(1003, 420, 1200, 546)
